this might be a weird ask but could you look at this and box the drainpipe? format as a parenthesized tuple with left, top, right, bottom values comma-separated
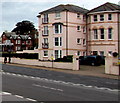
(66, 10, 68, 56)
(86, 14, 88, 55)
(118, 12, 120, 75)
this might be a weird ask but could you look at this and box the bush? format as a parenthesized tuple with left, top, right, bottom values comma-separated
(54, 55, 73, 62)
(1, 52, 38, 59)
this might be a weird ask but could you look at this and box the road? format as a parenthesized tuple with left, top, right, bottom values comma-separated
(2, 64, 119, 102)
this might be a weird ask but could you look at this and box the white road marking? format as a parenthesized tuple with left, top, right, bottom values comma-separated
(23, 75, 28, 78)
(17, 74, 22, 77)
(30, 76, 35, 79)
(2, 92, 12, 95)
(14, 95, 24, 98)
(33, 84, 63, 92)
(11, 73, 16, 76)
(1, 91, 37, 101)
(3, 72, 119, 92)
(26, 98, 37, 101)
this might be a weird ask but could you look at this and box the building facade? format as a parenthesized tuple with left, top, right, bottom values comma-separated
(1, 32, 33, 52)
(38, 2, 120, 60)
(37, 4, 88, 60)
(87, 2, 120, 56)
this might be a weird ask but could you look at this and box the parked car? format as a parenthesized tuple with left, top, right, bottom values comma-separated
(79, 55, 104, 66)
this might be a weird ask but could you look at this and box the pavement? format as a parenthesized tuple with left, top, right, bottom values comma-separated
(2, 62, 119, 80)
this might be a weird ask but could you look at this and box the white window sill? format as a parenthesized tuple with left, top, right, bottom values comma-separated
(43, 56, 48, 58)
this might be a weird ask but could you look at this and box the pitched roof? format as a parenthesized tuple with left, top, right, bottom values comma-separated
(88, 2, 120, 13)
(3, 32, 31, 40)
(39, 4, 88, 14)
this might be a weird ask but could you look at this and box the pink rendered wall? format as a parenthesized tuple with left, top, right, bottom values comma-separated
(87, 12, 119, 56)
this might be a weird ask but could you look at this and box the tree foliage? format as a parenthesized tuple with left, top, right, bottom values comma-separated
(12, 20, 36, 35)
(12, 20, 38, 49)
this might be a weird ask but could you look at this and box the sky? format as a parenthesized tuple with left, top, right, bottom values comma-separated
(0, 0, 120, 36)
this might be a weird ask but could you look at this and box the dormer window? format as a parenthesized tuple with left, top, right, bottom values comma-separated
(55, 12, 60, 18)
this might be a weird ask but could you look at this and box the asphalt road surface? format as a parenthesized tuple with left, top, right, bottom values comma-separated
(2, 64, 119, 102)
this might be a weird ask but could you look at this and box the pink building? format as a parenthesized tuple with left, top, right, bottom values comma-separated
(37, 2, 120, 60)
(87, 2, 120, 56)
(37, 4, 88, 60)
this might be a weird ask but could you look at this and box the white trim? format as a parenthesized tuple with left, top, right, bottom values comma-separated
(88, 10, 120, 15)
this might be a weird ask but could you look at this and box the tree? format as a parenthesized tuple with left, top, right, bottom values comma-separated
(12, 20, 38, 49)
(12, 20, 36, 35)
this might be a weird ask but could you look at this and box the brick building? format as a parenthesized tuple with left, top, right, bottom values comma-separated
(1, 32, 33, 52)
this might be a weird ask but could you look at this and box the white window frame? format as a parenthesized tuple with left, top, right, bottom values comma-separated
(77, 13, 80, 18)
(16, 46, 21, 51)
(108, 14, 112, 20)
(77, 38, 81, 44)
(43, 38, 48, 43)
(54, 24, 62, 34)
(93, 29, 98, 39)
(83, 26, 86, 33)
(54, 37, 62, 47)
(43, 14, 48, 23)
(83, 39, 86, 46)
(100, 14, 104, 21)
(77, 26, 81, 31)
(16, 40, 21, 44)
(54, 50, 62, 59)
(43, 26, 48, 35)
(43, 50, 48, 57)
(77, 51, 81, 56)
(55, 12, 61, 18)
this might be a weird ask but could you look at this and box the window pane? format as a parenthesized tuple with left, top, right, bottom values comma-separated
(55, 37, 59, 46)
(108, 28, 112, 39)
(100, 28, 104, 39)
(77, 13, 80, 18)
(54, 24, 62, 34)
(56, 12, 60, 17)
(44, 51, 48, 56)
(94, 15, 97, 21)
(77, 26, 80, 30)
(60, 50, 62, 58)
(100, 51, 104, 56)
(108, 14, 112, 20)
(60, 37, 62, 46)
(83, 39, 86, 45)
(93, 29, 98, 39)
(44, 26, 48, 34)
(55, 25, 59, 33)
(100, 15, 104, 21)
(55, 50, 59, 59)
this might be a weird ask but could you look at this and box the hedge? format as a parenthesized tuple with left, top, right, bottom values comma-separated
(1, 52, 38, 59)
(54, 55, 73, 62)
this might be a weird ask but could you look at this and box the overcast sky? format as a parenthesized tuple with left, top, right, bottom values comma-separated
(0, 0, 120, 36)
